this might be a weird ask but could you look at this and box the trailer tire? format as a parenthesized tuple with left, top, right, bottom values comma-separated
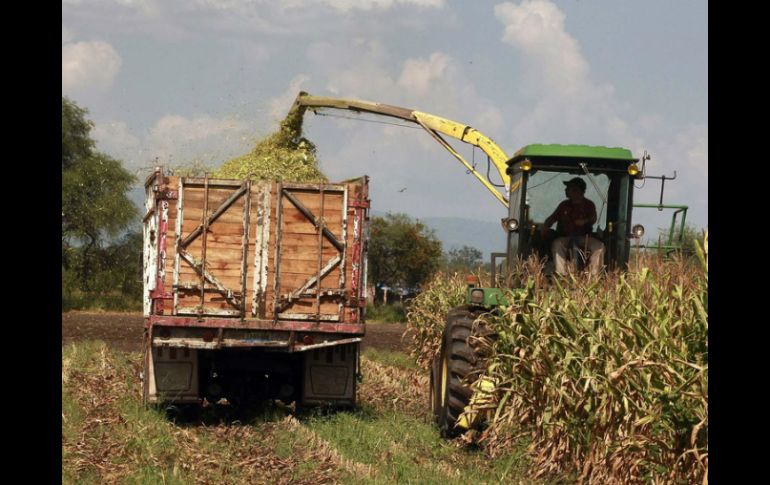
(436, 307, 482, 438)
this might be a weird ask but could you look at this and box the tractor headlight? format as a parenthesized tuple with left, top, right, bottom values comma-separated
(470, 289, 484, 304)
(501, 218, 519, 232)
(632, 224, 645, 238)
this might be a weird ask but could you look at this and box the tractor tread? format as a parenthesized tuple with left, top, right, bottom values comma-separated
(436, 306, 488, 438)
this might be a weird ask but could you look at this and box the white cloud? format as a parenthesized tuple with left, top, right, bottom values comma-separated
(397, 52, 454, 95)
(62, 41, 123, 92)
(201, 0, 445, 12)
(316, 0, 445, 11)
(317, 39, 397, 97)
(64, 0, 160, 16)
(495, 0, 588, 94)
(63, 0, 446, 41)
(647, 124, 708, 187)
(306, 41, 502, 133)
(627, 122, 708, 231)
(494, 1, 634, 147)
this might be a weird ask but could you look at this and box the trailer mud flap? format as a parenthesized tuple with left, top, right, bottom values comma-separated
(146, 345, 200, 404)
(301, 343, 358, 406)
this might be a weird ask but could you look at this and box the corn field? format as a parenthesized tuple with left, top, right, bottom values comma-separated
(406, 234, 708, 484)
(405, 272, 470, 369)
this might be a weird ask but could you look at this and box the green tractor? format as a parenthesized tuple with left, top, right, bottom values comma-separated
(286, 93, 685, 436)
(430, 144, 652, 437)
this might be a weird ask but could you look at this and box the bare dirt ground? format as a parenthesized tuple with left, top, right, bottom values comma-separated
(61, 311, 410, 353)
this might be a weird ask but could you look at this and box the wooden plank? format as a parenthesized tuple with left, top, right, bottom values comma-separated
(183, 188, 240, 204)
(178, 273, 245, 287)
(182, 177, 244, 188)
(181, 233, 250, 245)
(269, 243, 340, 256)
(282, 182, 346, 191)
(268, 234, 343, 249)
(271, 258, 340, 275)
(280, 226, 343, 239)
(178, 240, 246, 254)
(281, 219, 342, 233)
(272, 271, 343, 289)
(283, 191, 344, 212)
(179, 247, 245, 261)
(182, 220, 245, 236)
(271, 231, 340, 245)
(275, 249, 344, 262)
(280, 207, 344, 225)
(281, 300, 344, 312)
(268, 266, 343, 281)
(183, 205, 247, 225)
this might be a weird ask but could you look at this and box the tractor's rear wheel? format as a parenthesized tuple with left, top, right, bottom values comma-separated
(435, 307, 482, 438)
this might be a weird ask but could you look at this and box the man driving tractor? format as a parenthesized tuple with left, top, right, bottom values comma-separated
(540, 177, 605, 275)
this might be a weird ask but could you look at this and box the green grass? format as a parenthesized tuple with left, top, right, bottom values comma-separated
(302, 406, 533, 484)
(63, 341, 538, 484)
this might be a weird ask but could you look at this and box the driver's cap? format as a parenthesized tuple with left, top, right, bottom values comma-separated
(563, 177, 586, 192)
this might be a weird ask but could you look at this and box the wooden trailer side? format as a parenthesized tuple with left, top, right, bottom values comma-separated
(146, 174, 369, 325)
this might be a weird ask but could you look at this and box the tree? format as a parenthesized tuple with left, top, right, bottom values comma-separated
(442, 245, 483, 274)
(62, 97, 138, 289)
(62, 97, 95, 171)
(368, 213, 443, 292)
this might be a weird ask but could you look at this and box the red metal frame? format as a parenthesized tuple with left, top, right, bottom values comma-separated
(349, 178, 370, 310)
(151, 174, 177, 315)
(145, 315, 365, 334)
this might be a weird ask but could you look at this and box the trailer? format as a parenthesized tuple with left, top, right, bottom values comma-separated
(141, 169, 369, 409)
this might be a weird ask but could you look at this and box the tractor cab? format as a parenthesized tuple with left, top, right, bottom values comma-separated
(502, 144, 642, 276)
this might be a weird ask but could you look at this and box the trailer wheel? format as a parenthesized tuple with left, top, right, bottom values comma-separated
(436, 308, 482, 438)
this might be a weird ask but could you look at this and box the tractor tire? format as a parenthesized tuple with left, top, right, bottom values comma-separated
(436, 307, 483, 438)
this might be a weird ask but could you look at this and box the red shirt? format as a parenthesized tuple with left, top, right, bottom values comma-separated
(553, 198, 596, 236)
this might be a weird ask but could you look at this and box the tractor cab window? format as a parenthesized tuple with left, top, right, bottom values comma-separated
(526, 172, 610, 233)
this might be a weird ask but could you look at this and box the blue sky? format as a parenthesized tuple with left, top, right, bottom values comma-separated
(62, 0, 707, 236)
